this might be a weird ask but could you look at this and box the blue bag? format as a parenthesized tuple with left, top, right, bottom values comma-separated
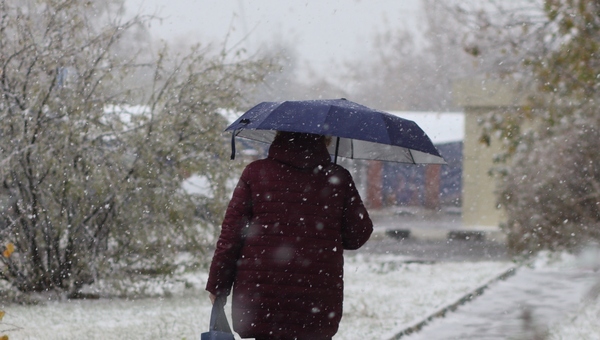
(201, 295, 235, 340)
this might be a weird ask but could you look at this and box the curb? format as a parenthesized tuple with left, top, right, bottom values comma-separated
(383, 228, 507, 243)
(386, 265, 519, 340)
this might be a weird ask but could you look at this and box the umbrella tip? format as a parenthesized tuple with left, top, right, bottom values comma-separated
(340, 97, 347, 101)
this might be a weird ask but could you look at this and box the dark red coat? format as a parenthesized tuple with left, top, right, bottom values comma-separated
(206, 133, 373, 339)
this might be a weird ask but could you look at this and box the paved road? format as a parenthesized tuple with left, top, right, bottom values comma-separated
(359, 237, 509, 262)
(359, 208, 509, 262)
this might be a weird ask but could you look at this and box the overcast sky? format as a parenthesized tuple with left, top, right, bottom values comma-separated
(126, 0, 423, 74)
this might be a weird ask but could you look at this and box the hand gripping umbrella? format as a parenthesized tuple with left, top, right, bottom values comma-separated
(226, 98, 445, 164)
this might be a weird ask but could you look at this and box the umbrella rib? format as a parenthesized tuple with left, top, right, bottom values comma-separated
(408, 149, 416, 164)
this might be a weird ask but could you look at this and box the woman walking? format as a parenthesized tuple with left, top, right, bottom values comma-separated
(206, 131, 373, 340)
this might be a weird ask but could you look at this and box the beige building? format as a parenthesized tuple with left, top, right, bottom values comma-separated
(453, 78, 531, 234)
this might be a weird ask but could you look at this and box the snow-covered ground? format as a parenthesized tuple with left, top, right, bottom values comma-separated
(405, 251, 600, 340)
(546, 248, 600, 340)
(549, 292, 600, 339)
(0, 252, 597, 340)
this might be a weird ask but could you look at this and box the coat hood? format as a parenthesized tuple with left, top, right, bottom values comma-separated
(268, 132, 331, 170)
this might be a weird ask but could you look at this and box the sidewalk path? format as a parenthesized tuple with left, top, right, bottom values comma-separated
(362, 207, 598, 339)
(401, 262, 599, 340)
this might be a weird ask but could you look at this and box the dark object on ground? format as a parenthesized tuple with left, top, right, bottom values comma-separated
(386, 229, 411, 240)
(448, 230, 485, 242)
(67, 292, 100, 300)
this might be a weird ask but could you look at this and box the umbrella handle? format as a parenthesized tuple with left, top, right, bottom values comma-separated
(334, 136, 340, 164)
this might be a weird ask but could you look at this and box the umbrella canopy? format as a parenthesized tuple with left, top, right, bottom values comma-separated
(226, 98, 445, 164)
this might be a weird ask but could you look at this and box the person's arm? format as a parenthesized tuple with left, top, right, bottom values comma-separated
(205, 170, 253, 297)
(341, 174, 373, 250)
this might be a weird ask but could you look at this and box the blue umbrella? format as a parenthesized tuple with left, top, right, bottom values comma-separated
(226, 98, 445, 164)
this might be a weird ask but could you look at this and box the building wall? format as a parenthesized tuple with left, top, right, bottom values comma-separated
(453, 78, 530, 231)
(462, 107, 505, 229)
